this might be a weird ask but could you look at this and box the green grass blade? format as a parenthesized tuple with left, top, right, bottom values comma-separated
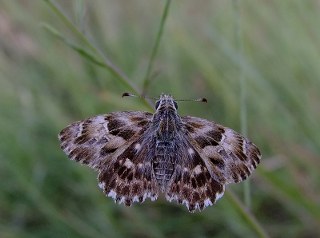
(41, 23, 105, 67)
(42, 0, 152, 110)
(142, 0, 172, 95)
(232, 0, 251, 209)
(226, 191, 270, 238)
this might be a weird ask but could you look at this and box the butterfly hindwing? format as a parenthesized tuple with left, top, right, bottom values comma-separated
(164, 136, 224, 212)
(181, 116, 261, 184)
(98, 132, 159, 206)
(164, 115, 261, 212)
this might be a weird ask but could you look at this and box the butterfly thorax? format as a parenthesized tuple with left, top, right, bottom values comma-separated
(152, 95, 182, 190)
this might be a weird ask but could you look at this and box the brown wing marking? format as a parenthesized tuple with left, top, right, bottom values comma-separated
(98, 134, 159, 206)
(58, 111, 152, 170)
(165, 139, 225, 212)
(181, 116, 261, 184)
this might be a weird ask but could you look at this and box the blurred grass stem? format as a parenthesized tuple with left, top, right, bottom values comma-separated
(226, 191, 270, 238)
(43, 0, 153, 109)
(142, 0, 171, 95)
(232, 0, 251, 208)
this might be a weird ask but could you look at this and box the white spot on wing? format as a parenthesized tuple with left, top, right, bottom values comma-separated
(242, 140, 247, 154)
(99, 182, 105, 189)
(77, 122, 84, 137)
(117, 196, 125, 204)
(188, 148, 194, 155)
(134, 143, 141, 151)
(107, 190, 117, 200)
(150, 194, 158, 201)
(182, 200, 189, 210)
(132, 195, 140, 203)
(215, 186, 225, 201)
(95, 115, 106, 123)
(194, 165, 202, 175)
(123, 158, 133, 168)
(204, 198, 213, 207)
(165, 194, 178, 202)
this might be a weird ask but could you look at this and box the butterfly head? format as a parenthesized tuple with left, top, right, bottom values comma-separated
(155, 94, 178, 112)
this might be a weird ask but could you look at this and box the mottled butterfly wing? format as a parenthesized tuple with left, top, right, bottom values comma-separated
(165, 116, 261, 212)
(165, 136, 225, 212)
(181, 116, 261, 184)
(59, 111, 158, 204)
(98, 129, 159, 205)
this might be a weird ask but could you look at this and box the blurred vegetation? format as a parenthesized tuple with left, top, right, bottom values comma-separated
(1, 0, 320, 237)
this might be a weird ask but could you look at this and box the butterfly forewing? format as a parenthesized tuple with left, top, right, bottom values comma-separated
(59, 111, 152, 167)
(181, 116, 261, 184)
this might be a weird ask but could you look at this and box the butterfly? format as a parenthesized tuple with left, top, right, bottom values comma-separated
(58, 94, 261, 212)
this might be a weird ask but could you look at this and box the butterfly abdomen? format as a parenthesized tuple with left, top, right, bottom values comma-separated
(153, 141, 176, 189)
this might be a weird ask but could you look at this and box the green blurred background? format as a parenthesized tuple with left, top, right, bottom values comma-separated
(1, 0, 320, 237)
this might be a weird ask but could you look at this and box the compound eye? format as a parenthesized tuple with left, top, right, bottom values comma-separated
(155, 100, 160, 109)
(173, 101, 178, 110)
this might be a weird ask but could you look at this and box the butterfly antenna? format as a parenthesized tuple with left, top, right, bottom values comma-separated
(122, 92, 158, 100)
(175, 98, 208, 103)
(122, 92, 138, 98)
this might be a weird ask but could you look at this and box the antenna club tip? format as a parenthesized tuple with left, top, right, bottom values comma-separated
(201, 98, 208, 103)
(122, 92, 131, 97)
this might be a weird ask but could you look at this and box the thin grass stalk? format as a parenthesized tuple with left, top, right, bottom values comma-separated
(232, 0, 251, 208)
(43, 0, 153, 110)
(74, 0, 85, 32)
(4, 157, 108, 238)
(226, 191, 270, 238)
(142, 0, 171, 95)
